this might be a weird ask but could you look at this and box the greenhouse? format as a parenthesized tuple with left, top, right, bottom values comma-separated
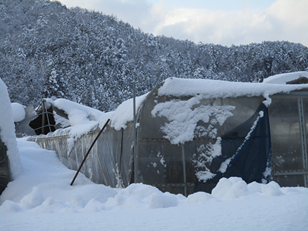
(16, 71, 308, 195)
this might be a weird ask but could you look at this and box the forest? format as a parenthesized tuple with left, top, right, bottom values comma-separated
(1, 0, 308, 112)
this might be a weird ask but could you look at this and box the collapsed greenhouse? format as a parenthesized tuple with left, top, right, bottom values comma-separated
(12, 71, 308, 195)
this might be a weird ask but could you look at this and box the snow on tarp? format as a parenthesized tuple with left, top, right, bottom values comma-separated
(11, 103, 26, 123)
(263, 71, 308, 84)
(0, 79, 22, 179)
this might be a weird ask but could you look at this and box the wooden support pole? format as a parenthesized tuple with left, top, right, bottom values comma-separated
(70, 119, 110, 186)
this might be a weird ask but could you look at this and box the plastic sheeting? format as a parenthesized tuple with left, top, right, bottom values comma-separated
(31, 94, 267, 196)
(269, 94, 308, 187)
(194, 103, 272, 193)
(135, 84, 266, 195)
(31, 123, 135, 188)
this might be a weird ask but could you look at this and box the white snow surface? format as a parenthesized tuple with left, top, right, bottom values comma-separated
(263, 71, 308, 84)
(158, 77, 308, 99)
(193, 138, 222, 182)
(11, 103, 26, 123)
(51, 98, 103, 139)
(52, 99, 103, 124)
(152, 96, 235, 144)
(40, 94, 148, 140)
(0, 138, 308, 231)
(0, 79, 22, 179)
(99, 93, 148, 130)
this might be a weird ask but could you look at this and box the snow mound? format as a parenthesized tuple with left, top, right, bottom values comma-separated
(20, 187, 45, 209)
(186, 191, 217, 204)
(212, 177, 284, 200)
(11, 103, 26, 123)
(0, 79, 22, 179)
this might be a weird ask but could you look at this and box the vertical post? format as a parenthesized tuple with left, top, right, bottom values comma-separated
(181, 144, 187, 197)
(133, 81, 138, 183)
(298, 98, 308, 187)
(44, 101, 52, 133)
(41, 101, 45, 134)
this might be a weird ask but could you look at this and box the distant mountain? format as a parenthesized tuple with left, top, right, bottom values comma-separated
(1, 0, 307, 111)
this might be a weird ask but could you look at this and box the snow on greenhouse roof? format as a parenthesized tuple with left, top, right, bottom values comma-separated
(51, 98, 104, 125)
(45, 98, 104, 139)
(30, 72, 308, 139)
(98, 93, 149, 130)
(262, 71, 308, 84)
(151, 74, 308, 144)
(158, 76, 308, 98)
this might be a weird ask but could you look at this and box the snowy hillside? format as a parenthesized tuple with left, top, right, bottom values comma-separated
(0, 139, 307, 231)
(1, 0, 308, 112)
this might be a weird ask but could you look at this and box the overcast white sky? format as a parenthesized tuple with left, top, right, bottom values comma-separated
(58, 0, 308, 47)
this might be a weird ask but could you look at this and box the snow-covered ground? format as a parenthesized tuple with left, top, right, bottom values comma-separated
(1, 138, 308, 231)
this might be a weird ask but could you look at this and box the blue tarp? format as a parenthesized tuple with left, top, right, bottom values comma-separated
(195, 103, 272, 193)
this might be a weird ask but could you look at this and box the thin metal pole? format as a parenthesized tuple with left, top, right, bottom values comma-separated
(298, 98, 308, 187)
(133, 81, 137, 183)
(181, 144, 187, 197)
(70, 119, 110, 186)
(45, 102, 52, 133)
(41, 101, 45, 134)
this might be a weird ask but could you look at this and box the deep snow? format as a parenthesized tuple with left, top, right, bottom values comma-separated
(1, 138, 308, 231)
